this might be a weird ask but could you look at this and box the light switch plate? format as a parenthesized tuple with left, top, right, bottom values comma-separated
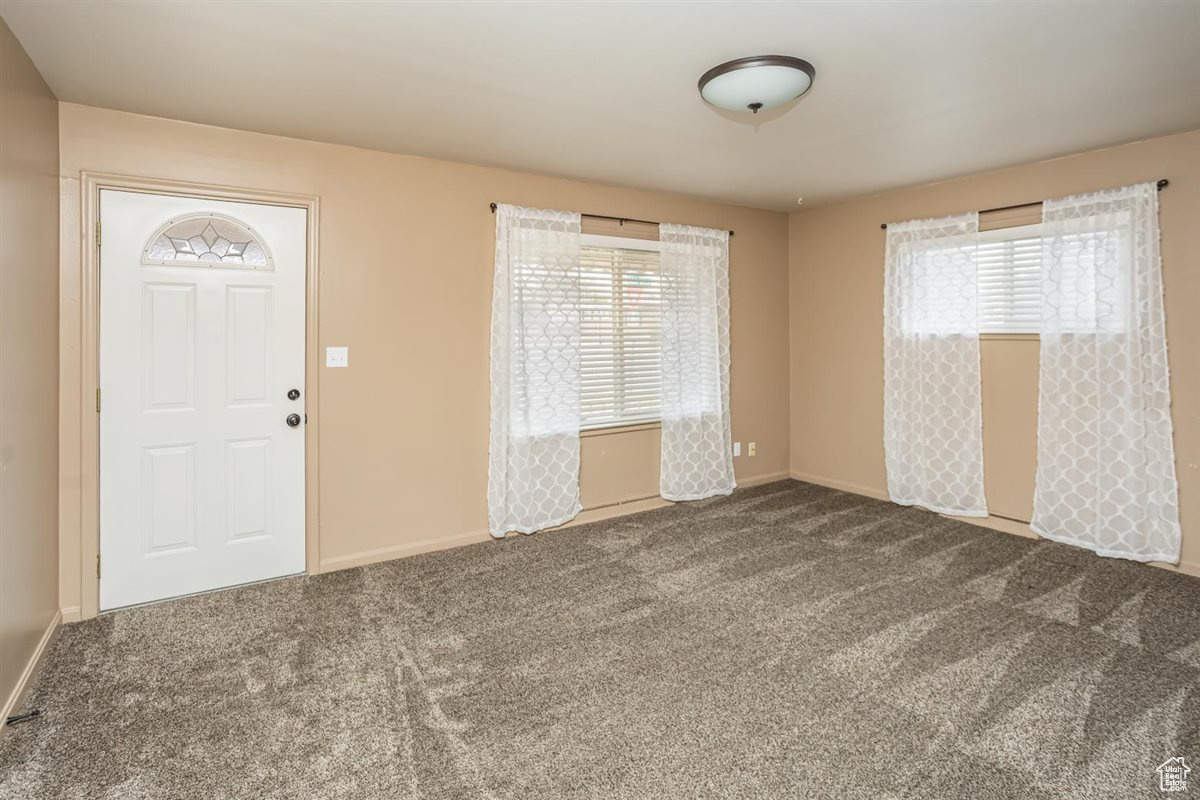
(733, 442, 741, 457)
(325, 346, 349, 368)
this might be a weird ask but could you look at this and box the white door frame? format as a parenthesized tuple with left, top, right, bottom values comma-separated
(77, 172, 321, 619)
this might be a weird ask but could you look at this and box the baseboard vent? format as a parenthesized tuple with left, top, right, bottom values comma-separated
(5, 709, 41, 726)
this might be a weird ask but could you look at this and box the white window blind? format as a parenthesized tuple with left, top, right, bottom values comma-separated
(977, 223, 1042, 334)
(579, 236, 662, 430)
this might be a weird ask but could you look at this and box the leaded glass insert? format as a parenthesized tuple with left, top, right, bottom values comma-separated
(143, 213, 272, 269)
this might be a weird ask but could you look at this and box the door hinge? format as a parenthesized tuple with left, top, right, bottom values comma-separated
(95, 221, 102, 248)
(96, 388, 101, 412)
(96, 554, 101, 578)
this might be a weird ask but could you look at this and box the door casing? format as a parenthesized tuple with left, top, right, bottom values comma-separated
(76, 172, 321, 619)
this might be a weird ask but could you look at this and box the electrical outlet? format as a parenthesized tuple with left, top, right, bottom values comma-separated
(748, 442, 756, 457)
(325, 347, 349, 368)
(733, 442, 741, 457)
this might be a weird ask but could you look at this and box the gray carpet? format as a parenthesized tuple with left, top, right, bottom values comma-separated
(2, 480, 1198, 799)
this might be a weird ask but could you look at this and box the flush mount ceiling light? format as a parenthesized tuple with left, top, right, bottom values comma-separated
(698, 55, 816, 114)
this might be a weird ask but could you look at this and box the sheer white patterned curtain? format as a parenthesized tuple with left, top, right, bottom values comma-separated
(488, 204, 583, 537)
(1033, 183, 1180, 562)
(883, 213, 987, 517)
(658, 224, 736, 501)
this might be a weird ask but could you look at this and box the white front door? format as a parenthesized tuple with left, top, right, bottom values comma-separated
(99, 190, 307, 610)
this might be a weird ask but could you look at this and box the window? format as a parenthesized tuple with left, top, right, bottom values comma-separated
(579, 234, 662, 429)
(977, 223, 1041, 334)
(143, 212, 272, 269)
(1046, 222, 1129, 334)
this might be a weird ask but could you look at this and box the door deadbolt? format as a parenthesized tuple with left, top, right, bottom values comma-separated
(286, 413, 302, 428)
(287, 388, 301, 400)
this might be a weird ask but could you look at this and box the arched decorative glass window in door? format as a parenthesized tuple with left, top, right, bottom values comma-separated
(142, 212, 273, 269)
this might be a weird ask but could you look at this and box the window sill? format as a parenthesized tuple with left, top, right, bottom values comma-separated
(981, 333, 1039, 341)
(580, 421, 661, 438)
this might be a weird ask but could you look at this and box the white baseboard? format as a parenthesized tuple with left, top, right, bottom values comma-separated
(950, 512, 1200, 578)
(788, 470, 890, 501)
(788, 470, 1200, 579)
(552, 496, 673, 530)
(1154, 559, 1200, 579)
(320, 472, 793, 573)
(942, 512, 1038, 540)
(1, 609, 61, 735)
(739, 470, 792, 488)
(318, 529, 493, 573)
(60, 606, 82, 624)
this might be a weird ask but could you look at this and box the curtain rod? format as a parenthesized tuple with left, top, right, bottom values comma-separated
(489, 203, 734, 236)
(879, 178, 1169, 230)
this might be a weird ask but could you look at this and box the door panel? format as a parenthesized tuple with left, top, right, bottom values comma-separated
(226, 286, 273, 405)
(100, 190, 306, 610)
(142, 283, 196, 410)
(142, 444, 196, 554)
(227, 437, 272, 542)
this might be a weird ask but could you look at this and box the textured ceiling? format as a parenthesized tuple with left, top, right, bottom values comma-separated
(4, 0, 1199, 210)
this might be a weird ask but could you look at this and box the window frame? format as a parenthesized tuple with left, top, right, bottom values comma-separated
(578, 233, 663, 432)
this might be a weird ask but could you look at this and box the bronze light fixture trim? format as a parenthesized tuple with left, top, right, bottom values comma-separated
(698, 55, 817, 114)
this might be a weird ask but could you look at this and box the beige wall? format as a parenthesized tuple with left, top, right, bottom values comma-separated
(57, 103, 791, 614)
(789, 128, 1200, 575)
(1, 19, 60, 720)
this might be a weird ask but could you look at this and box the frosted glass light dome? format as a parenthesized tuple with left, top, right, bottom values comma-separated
(698, 56, 816, 114)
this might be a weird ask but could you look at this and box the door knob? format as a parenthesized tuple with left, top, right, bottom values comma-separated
(286, 413, 302, 428)
(287, 388, 301, 400)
